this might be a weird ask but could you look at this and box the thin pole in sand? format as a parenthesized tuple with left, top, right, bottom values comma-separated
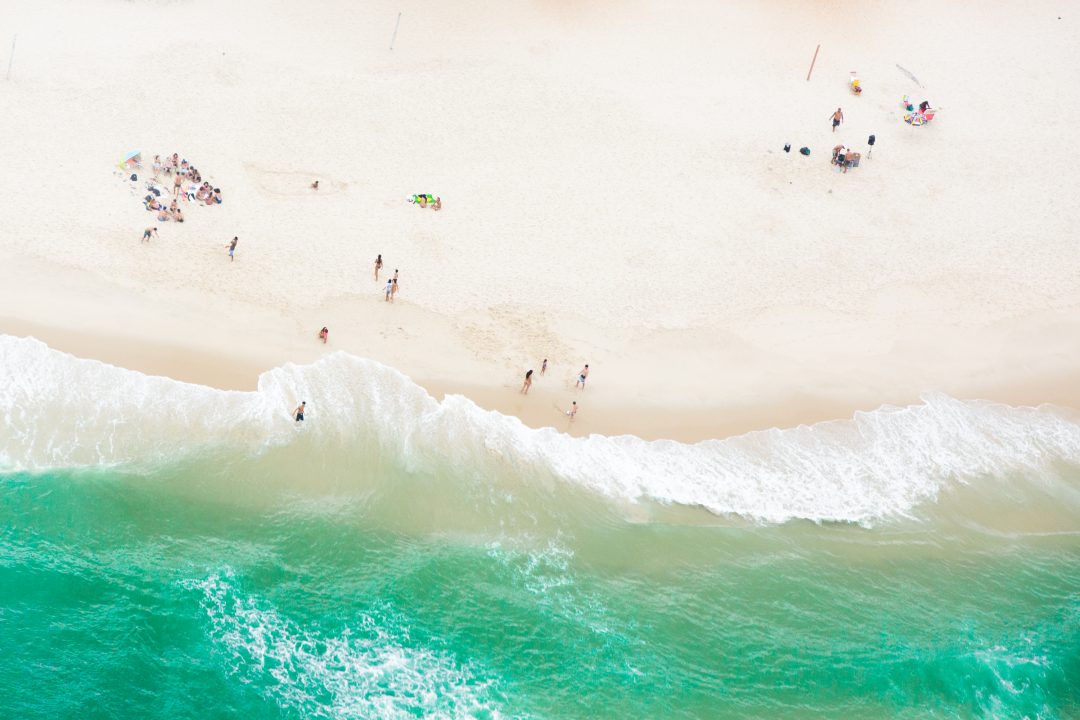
(806, 44, 820, 82)
(389, 12, 402, 51)
(6, 34, 16, 81)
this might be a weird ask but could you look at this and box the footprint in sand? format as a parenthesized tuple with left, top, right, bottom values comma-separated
(244, 163, 348, 196)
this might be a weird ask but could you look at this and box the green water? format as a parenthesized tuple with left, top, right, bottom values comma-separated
(1, 455, 1078, 719)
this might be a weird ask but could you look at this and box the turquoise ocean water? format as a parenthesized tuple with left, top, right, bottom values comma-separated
(1, 336, 1078, 718)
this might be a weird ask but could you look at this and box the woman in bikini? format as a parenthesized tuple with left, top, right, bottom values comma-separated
(521, 369, 533, 394)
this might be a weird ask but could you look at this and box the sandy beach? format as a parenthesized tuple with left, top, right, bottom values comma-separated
(1, 0, 1079, 440)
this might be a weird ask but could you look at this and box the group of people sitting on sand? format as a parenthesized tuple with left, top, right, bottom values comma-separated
(144, 178, 221, 220)
(146, 152, 223, 209)
(144, 194, 186, 223)
(831, 144, 861, 173)
(185, 182, 222, 205)
(409, 194, 442, 211)
(153, 153, 203, 184)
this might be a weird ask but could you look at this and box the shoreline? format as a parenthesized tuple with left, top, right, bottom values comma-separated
(5, 310, 1080, 444)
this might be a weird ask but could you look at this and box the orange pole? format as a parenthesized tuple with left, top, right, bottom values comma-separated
(806, 44, 820, 82)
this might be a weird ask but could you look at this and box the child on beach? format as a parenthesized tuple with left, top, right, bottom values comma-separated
(391, 278, 399, 302)
(227, 237, 238, 261)
(566, 401, 577, 420)
(142, 227, 158, 242)
(319, 327, 329, 343)
(384, 279, 393, 302)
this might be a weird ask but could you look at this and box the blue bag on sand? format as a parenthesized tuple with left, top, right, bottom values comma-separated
(799, 147, 811, 156)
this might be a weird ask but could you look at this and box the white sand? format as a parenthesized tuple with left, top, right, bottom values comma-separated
(1, 0, 1079, 438)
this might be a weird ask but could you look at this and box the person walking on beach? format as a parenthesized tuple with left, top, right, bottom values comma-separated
(521, 369, 533, 394)
(540, 358, 548, 376)
(319, 327, 329, 344)
(830, 108, 844, 132)
(374, 254, 383, 281)
(293, 401, 306, 423)
(384, 279, 393, 302)
(227, 236, 238, 261)
(142, 227, 158, 243)
(575, 364, 589, 389)
(391, 278, 399, 303)
(566, 401, 577, 420)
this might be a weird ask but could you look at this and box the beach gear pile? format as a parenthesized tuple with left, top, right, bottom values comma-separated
(902, 95, 936, 126)
(408, 193, 441, 210)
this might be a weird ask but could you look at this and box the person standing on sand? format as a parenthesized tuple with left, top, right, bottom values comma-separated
(566, 401, 577, 420)
(374, 254, 383, 281)
(575, 364, 589, 389)
(142, 227, 158, 243)
(830, 108, 844, 132)
(319, 327, 329, 344)
(384, 279, 393, 302)
(541, 358, 548, 376)
(294, 401, 306, 423)
(227, 237, 238, 261)
(521, 369, 533, 394)
(173, 172, 183, 198)
(391, 278, 399, 303)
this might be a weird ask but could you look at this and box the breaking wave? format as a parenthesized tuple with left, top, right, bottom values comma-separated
(3, 334, 1080, 524)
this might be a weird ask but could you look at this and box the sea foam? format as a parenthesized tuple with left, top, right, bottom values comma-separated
(3, 334, 1080, 524)
(183, 569, 502, 720)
